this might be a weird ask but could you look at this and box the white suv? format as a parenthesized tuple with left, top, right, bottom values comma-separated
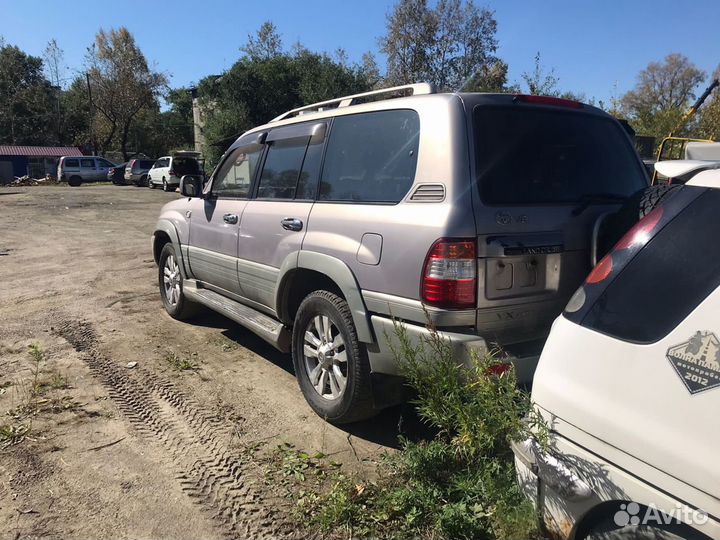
(148, 151, 203, 191)
(514, 180, 720, 540)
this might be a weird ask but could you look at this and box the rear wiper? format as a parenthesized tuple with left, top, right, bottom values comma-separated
(572, 193, 628, 216)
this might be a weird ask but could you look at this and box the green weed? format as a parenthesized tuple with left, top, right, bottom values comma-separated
(294, 322, 548, 539)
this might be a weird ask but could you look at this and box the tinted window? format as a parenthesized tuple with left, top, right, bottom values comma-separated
(320, 110, 420, 203)
(297, 139, 323, 200)
(474, 107, 647, 204)
(80, 158, 95, 168)
(64, 158, 79, 168)
(581, 189, 720, 343)
(138, 160, 155, 169)
(257, 138, 308, 199)
(173, 157, 201, 176)
(213, 145, 262, 198)
(98, 159, 114, 168)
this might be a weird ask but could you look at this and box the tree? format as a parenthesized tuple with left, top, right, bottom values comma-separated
(620, 53, 705, 138)
(85, 27, 168, 158)
(200, 25, 372, 167)
(358, 51, 383, 89)
(0, 43, 55, 145)
(241, 21, 282, 61)
(522, 52, 559, 95)
(43, 39, 67, 144)
(380, 0, 505, 91)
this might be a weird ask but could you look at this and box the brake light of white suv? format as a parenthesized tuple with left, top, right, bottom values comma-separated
(421, 239, 477, 309)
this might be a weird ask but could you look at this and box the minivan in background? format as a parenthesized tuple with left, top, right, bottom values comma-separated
(58, 156, 117, 186)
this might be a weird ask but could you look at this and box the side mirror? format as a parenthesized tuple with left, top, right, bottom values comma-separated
(180, 175, 203, 198)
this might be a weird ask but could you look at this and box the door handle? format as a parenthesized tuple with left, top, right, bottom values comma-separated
(281, 217, 303, 231)
(223, 213, 239, 224)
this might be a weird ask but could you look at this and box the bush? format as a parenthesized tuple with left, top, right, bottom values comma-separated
(306, 322, 547, 539)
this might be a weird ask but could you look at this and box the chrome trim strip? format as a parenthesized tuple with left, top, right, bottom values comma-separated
(362, 290, 476, 327)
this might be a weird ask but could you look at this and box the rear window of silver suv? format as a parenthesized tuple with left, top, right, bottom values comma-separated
(474, 106, 647, 204)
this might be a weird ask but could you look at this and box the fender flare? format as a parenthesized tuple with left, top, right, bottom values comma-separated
(153, 219, 191, 278)
(275, 251, 374, 344)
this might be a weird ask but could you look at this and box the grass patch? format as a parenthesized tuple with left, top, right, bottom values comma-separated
(285, 323, 548, 539)
(209, 335, 238, 352)
(164, 351, 199, 371)
(0, 423, 29, 448)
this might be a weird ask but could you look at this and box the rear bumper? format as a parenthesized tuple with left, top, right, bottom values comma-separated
(512, 432, 720, 539)
(366, 314, 539, 384)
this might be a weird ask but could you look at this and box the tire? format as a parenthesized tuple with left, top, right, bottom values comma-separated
(584, 514, 693, 540)
(598, 184, 681, 258)
(140, 175, 148, 187)
(148, 177, 155, 189)
(68, 175, 82, 187)
(158, 243, 198, 320)
(163, 178, 169, 192)
(292, 291, 375, 424)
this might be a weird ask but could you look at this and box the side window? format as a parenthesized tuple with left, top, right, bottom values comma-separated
(296, 139, 323, 200)
(319, 110, 420, 203)
(80, 158, 95, 169)
(97, 159, 113, 168)
(65, 158, 79, 168)
(212, 144, 262, 198)
(256, 138, 309, 199)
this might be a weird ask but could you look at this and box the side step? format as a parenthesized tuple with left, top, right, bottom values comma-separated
(183, 281, 291, 352)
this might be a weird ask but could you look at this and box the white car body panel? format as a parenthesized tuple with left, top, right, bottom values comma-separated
(524, 276, 720, 537)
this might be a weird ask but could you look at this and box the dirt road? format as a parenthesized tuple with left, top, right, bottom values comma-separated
(0, 185, 403, 539)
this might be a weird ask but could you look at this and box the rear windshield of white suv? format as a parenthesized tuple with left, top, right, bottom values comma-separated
(474, 106, 647, 204)
(173, 157, 201, 176)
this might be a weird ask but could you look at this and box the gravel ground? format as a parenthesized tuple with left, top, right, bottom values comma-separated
(0, 185, 407, 539)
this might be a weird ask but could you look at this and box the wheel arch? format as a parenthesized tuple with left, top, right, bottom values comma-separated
(275, 251, 374, 343)
(153, 220, 190, 278)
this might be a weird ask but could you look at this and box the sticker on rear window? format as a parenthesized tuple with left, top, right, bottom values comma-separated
(666, 331, 720, 394)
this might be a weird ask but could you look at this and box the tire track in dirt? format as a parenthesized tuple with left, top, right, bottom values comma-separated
(52, 315, 291, 539)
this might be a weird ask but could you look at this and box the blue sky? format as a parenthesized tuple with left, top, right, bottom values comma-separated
(2, 0, 720, 105)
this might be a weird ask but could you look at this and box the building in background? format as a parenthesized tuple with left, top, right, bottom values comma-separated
(0, 146, 84, 183)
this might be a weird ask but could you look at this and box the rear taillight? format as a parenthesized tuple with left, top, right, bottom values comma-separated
(129, 159, 137, 169)
(586, 206, 665, 285)
(421, 239, 477, 309)
(614, 206, 664, 250)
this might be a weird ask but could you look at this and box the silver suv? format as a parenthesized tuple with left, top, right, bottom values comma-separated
(151, 84, 647, 423)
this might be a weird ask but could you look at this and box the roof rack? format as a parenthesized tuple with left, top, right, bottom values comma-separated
(270, 82, 436, 122)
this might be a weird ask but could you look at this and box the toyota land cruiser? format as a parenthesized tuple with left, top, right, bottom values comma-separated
(151, 83, 648, 423)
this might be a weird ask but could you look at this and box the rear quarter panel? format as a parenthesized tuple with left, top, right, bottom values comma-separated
(302, 95, 475, 301)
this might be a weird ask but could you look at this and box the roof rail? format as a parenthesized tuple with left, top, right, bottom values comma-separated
(270, 82, 436, 122)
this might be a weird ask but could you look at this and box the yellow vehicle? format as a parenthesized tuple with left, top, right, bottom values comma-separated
(651, 78, 719, 184)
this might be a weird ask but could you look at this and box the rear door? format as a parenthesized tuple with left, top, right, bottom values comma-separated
(236, 122, 325, 309)
(187, 139, 263, 296)
(469, 99, 648, 346)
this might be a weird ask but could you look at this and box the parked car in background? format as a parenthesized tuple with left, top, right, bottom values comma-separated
(125, 158, 156, 186)
(151, 84, 649, 424)
(148, 151, 203, 191)
(58, 156, 117, 186)
(513, 180, 720, 539)
(108, 162, 128, 185)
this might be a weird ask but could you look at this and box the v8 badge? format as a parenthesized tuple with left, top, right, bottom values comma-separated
(666, 331, 720, 395)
